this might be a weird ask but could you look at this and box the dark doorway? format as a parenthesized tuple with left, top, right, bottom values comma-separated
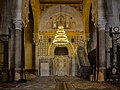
(117, 44, 120, 77)
(54, 47, 68, 55)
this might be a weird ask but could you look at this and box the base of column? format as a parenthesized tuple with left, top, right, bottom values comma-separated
(98, 67, 105, 81)
(1, 72, 8, 82)
(15, 70, 28, 83)
(95, 68, 98, 81)
(15, 68, 23, 81)
(9, 70, 15, 82)
(15, 72, 21, 81)
(24, 69, 36, 80)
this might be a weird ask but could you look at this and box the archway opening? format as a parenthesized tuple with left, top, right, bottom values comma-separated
(54, 47, 68, 55)
(24, 2, 35, 76)
(87, 5, 97, 80)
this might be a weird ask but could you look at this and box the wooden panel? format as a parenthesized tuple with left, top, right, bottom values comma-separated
(39, 31, 84, 36)
(39, 0, 83, 4)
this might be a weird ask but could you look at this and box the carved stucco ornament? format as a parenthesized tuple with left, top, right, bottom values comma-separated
(22, 0, 30, 27)
(33, 33, 41, 45)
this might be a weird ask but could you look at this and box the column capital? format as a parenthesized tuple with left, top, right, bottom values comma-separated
(14, 20, 22, 30)
(98, 16, 106, 28)
(33, 33, 40, 45)
(84, 33, 90, 42)
(22, 0, 30, 28)
(97, 22, 106, 31)
(98, 0, 106, 31)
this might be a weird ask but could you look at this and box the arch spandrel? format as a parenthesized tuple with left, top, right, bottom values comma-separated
(30, 0, 41, 33)
(83, 0, 91, 33)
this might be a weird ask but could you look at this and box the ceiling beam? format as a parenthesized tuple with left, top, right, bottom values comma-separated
(39, 31, 84, 36)
(39, 0, 83, 4)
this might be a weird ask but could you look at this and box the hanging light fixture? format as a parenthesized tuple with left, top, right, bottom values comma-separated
(53, 26, 69, 46)
(53, 5, 69, 46)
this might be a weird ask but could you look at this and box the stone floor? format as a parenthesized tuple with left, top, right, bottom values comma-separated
(0, 76, 120, 90)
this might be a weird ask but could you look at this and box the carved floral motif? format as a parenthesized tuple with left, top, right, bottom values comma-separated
(22, 0, 29, 27)
(33, 33, 40, 45)
(14, 20, 22, 30)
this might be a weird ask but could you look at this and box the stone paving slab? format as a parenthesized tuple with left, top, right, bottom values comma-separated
(0, 76, 119, 90)
(72, 81, 117, 90)
(11, 77, 56, 90)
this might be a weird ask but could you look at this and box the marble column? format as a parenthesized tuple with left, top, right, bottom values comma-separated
(112, 37, 117, 67)
(14, 21, 22, 81)
(98, 26, 106, 81)
(33, 33, 40, 76)
(13, 0, 23, 81)
(9, 26, 15, 81)
(35, 44, 39, 75)
(97, 0, 106, 81)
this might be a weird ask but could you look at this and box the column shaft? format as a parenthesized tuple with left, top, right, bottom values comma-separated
(9, 28, 15, 81)
(97, 0, 106, 81)
(15, 29, 22, 80)
(112, 38, 117, 67)
(14, 0, 22, 81)
(35, 45, 39, 75)
(98, 29, 106, 81)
